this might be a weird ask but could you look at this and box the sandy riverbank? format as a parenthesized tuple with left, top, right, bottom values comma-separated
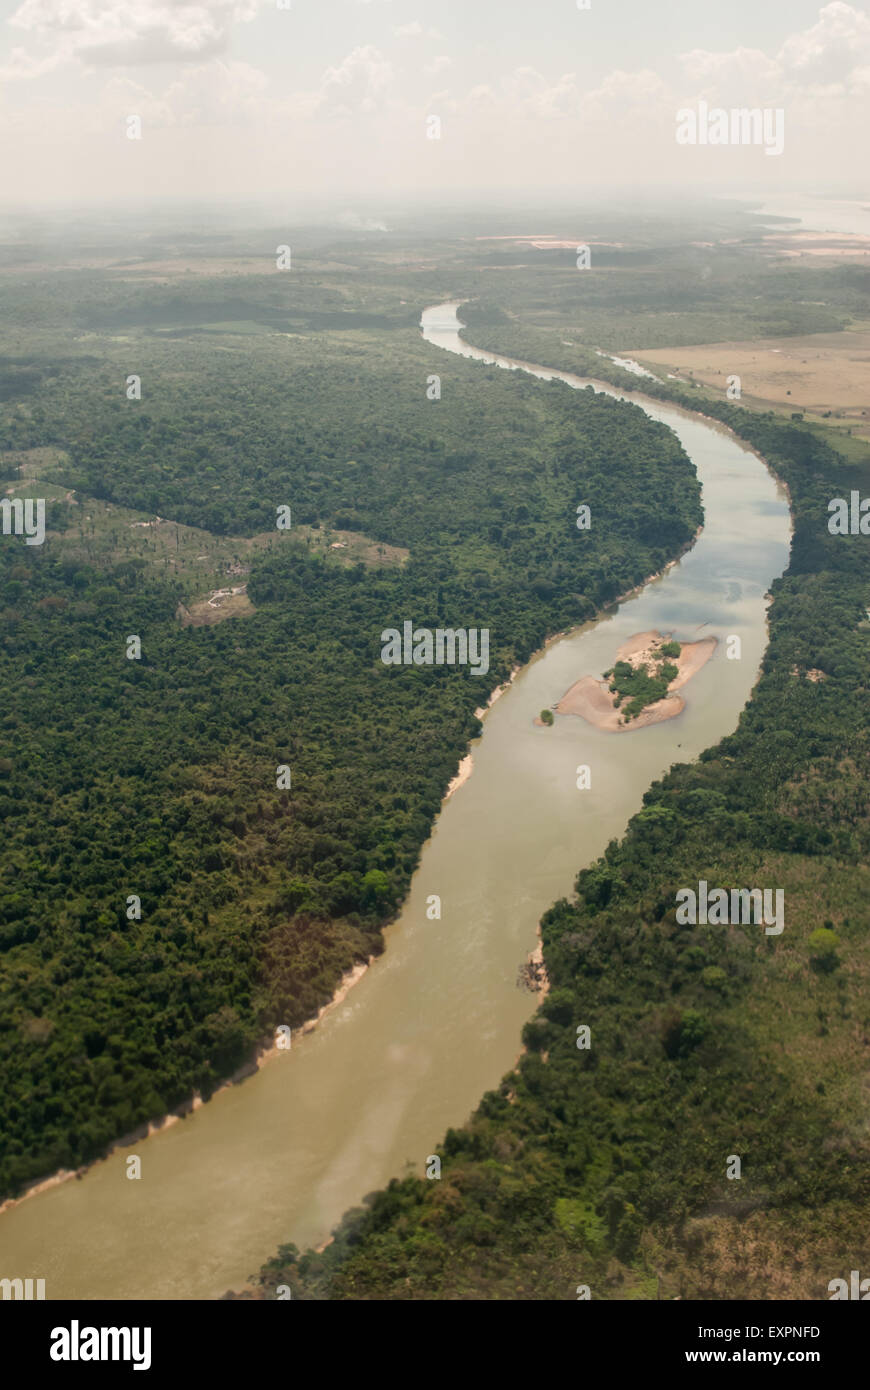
(0, 651, 543, 1220)
(0, 957, 373, 1218)
(556, 629, 717, 732)
(474, 664, 523, 719)
(446, 753, 474, 798)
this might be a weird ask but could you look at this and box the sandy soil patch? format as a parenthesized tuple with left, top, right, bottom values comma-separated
(474, 664, 522, 719)
(283, 526, 407, 570)
(177, 587, 255, 627)
(618, 630, 716, 691)
(556, 630, 717, 733)
(791, 665, 828, 682)
(473, 236, 624, 249)
(557, 676, 684, 732)
(445, 753, 473, 799)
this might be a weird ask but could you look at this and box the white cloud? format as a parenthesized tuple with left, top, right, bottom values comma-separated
(4, 1, 870, 198)
(678, 46, 780, 97)
(0, 42, 67, 79)
(777, 0, 870, 86)
(316, 45, 393, 116)
(395, 21, 442, 39)
(7, 0, 260, 69)
(680, 1, 870, 100)
(157, 58, 270, 127)
(673, 2, 870, 141)
(442, 63, 671, 124)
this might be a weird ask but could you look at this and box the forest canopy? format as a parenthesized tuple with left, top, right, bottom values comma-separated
(0, 286, 702, 1199)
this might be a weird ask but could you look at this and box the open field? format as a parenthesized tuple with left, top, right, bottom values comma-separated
(629, 326, 870, 441)
(760, 231, 870, 260)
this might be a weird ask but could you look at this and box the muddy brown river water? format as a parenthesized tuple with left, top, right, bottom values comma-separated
(0, 303, 791, 1298)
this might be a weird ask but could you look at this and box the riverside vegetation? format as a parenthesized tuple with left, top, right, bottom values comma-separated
(4, 212, 868, 1301)
(0, 256, 701, 1199)
(604, 640, 681, 723)
(252, 256, 870, 1301)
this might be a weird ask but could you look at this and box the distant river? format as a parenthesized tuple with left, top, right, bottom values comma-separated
(0, 303, 791, 1300)
(736, 193, 870, 236)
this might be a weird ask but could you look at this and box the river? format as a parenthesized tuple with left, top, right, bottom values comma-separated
(0, 303, 791, 1300)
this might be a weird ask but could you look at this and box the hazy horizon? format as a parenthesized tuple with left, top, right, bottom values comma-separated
(1, 0, 869, 205)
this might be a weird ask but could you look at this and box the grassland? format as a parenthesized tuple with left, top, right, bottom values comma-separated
(629, 325, 870, 442)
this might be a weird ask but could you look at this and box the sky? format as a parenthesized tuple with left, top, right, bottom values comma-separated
(1, 0, 869, 206)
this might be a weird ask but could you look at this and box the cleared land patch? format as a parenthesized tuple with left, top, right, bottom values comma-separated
(0, 455, 409, 620)
(628, 327, 870, 440)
